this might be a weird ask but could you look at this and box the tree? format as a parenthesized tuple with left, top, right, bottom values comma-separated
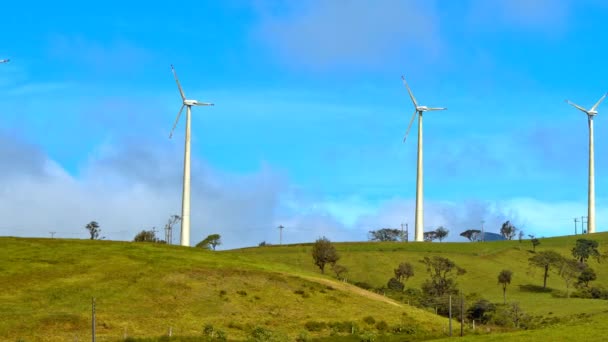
(394, 262, 414, 284)
(518, 231, 524, 243)
(531, 238, 541, 252)
(312, 237, 340, 274)
(577, 266, 597, 288)
(423, 231, 438, 242)
(331, 264, 348, 281)
(500, 221, 517, 240)
(528, 250, 563, 289)
(572, 239, 601, 264)
(419, 256, 466, 297)
(258, 241, 271, 247)
(368, 228, 401, 242)
(558, 259, 584, 298)
(460, 229, 481, 242)
(85, 221, 101, 240)
(196, 234, 222, 250)
(133, 229, 162, 242)
(435, 227, 449, 242)
(498, 270, 513, 304)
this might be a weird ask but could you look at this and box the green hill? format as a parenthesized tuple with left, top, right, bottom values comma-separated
(1, 233, 607, 341)
(0, 237, 447, 342)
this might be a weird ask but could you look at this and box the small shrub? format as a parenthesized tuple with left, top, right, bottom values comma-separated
(215, 330, 227, 341)
(228, 321, 244, 330)
(466, 299, 495, 324)
(387, 277, 404, 291)
(237, 290, 247, 296)
(294, 289, 310, 298)
(295, 331, 310, 342)
(248, 326, 274, 342)
(219, 290, 227, 296)
(375, 320, 389, 331)
(391, 324, 416, 335)
(254, 295, 261, 300)
(328, 321, 354, 333)
(363, 316, 376, 325)
(203, 324, 214, 336)
(359, 331, 377, 342)
(304, 321, 327, 332)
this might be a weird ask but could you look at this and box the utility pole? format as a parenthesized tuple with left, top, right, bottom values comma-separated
(165, 215, 180, 245)
(581, 216, 587, 234)
(50, 231, 56, 238)
(401, 223, 405, 242)
(481, 220, 485, 242)
(574, 218, 578, 235)
(278, 225, 284, 245)
(91, 298, 96, 342)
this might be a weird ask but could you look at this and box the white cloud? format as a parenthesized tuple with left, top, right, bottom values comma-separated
(1, 133, 602, 248)
(0, 133, 356, 249)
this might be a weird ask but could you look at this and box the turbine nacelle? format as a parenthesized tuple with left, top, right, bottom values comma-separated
(0, 59, 9, 64)
(184, 99, 214, 106)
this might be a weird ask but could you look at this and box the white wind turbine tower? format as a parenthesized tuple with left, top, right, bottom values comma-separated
(566, 93, 607, 234)
(401, 76, 447, 242)
(169, 65, 214, 247)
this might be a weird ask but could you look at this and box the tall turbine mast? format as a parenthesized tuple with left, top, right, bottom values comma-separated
(401, 76, 447, 242)
(566, 93, 607, 234)
(169, 65, 214, 247)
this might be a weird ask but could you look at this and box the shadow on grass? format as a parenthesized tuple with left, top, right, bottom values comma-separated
(519, 284, 553, 293)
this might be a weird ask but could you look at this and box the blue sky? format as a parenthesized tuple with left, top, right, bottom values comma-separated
(1, 0, 608, 248)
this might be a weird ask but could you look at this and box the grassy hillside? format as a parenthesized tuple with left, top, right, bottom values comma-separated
(237, 233, 608, 318)
(0, 237, 448, 342)
(2, 233, 607, 341)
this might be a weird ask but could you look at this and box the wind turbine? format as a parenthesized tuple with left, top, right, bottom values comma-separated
(0, 59, 9, 64)
(401, 76, 447, 242)
(566, 93, 607, 234)
(169, 65, 214, 247)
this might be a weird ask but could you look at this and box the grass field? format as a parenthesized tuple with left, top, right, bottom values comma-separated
(0, 237, 448, 341)
(1, 233, 607, 341)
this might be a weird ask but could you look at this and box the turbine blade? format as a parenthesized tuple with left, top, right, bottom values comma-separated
(565, 100, 589, 114)
(426, 107, 447, 111)
(401, 75, 418, 108)
(169, 105, 185, 139)
(193, 102, 214, 106)
(171, 64, 186, 101)
(403, 110, 418, 142)
(590, 93, 607, 112)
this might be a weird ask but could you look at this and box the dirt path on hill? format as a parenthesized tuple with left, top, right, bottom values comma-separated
(301, 275, 402, 307)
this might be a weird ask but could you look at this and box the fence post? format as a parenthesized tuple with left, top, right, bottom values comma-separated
(448, 295, 452, 337)
(91, 298, 96, 342)
(460, 293, 464, 337)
